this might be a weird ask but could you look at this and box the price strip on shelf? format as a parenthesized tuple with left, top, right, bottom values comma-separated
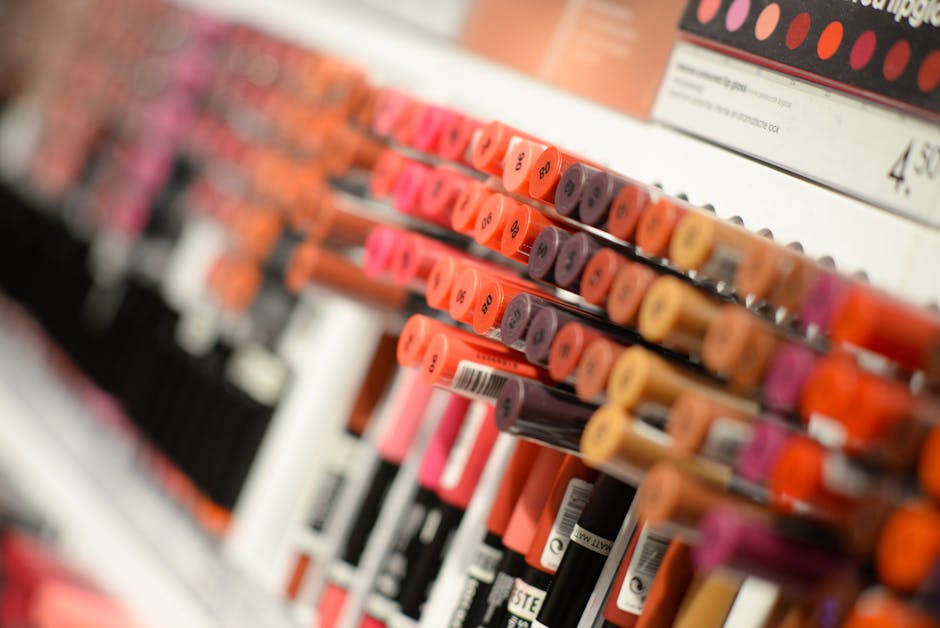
(653, 42, 940, 227)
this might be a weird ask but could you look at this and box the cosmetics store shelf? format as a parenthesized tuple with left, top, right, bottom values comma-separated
(177, 0, 940, 305)
(0, 312, 298, 628)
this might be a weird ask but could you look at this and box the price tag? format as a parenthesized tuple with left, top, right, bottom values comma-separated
(654, 42, 940, 226)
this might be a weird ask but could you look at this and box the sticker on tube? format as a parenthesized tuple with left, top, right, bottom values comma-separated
(540, 477, 593, 571)
(440, 403, 489, 490)
(616, 524, 672, 614)
(452, 361, 511, 402)
(467, 544, 504, 584)
(507, 578, 547, 622)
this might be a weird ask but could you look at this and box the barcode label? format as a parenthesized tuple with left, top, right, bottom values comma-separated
(616, 524, 672, 614)
(540, 478, 593, 571)
(452, 361, 509, 401)
(440, 403, 488, 490)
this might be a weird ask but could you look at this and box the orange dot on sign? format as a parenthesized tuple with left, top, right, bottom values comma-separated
(883, 40, 911, 82)
(918, 50, 940, 93)
(817, 22, 843, 60)
(697, 0, 721, 24)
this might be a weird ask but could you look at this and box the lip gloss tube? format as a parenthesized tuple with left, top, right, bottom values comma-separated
(306, 195, 383, 247)
(481, 448, 566, 626)
(527, 227, 575, 285)
(494, 378, 595, 454)
(445, 441, 543, 628)
(368, 395, 472, 620)
(798, 355, 916, 456)
(364, 226, 410, 279)
(580, 407, 734, 488)
(829, 283, 940, 376)
(606, 184, 651, 243)
(575, 337, 629, 404)
(553, 232, 603, 291)
(528, 146, 589, 204)
(472, 277, 559, 338)
(600, 521, 677, 628)
(665, 391, 754, 467)
(535, 473, 637, 628)
(419, 329, 549, 400)
(472, 122, 544, 177)
(426, 255, 515, 312)
(475, 193, 523, 253)
(523, 306, 581, 367)
(502, 139, 549, 197)
(395, 163, 451, 227)
(411, 105, 457, 153)
(637, 276, 721, 356)
(761, 343, 818, 415)
(548, 322, 606, 384)
(397, 404, 501, 620)
(695, 508, 848, 589)
(920, 425, 940, 504)
(577, 170, 627, 228)
(580, 248, 631, 307)
(734, 240, 822, 314)
(767, 435, 870, 522)
(702, 305, 782, 392)
(635, 198, 688, 258)
(735, 419, 793, 485)
(554, 163, 601, 218)
(451, 180, 495, 237)
(285, 242, 409, 310)
(398, 315, 504, 369)
(388, 233, 463, 289)
(875, 500, 940, 594)
(419, 166, 471, 226)
(499, 294, 554, 352)
(606, 346, 757, 422)
(496, 457, 597, 628)
(843, 589, 939, 628)
(606, 261, 657, 327)
(449, 267, 538, 326)
(671, 570, 744, 628)
(371, 89, 413, 138)
(392, 100, 426, 147)
(669, 212, 760, 286)
(437, 114, 482, 166)
(500, 203, 561, 264)
(641, 458, 768, 528)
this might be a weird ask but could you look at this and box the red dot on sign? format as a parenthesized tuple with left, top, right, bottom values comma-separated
(918, 50, 940, 93)
(883, 40, 911, 81)
(850, 31, 877, 71)
(786, 12, 811, 50)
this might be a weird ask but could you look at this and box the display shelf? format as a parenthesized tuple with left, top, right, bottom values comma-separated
(0, 305, 298, 628)
(176, 0, 940, 305)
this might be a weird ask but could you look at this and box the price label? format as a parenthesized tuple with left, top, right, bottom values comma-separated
(654, 42, 940, 227)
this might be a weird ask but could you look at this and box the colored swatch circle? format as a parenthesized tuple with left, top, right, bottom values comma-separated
(850, 31, 877, 70)
(817, 22, 843, 60)
(755, 4, 780, 41)
(786, 12, 811, 50)
(883, 40, 911, 81)
(726, 0, 750, 32)
(918, 50, 940, 93)
(697, 0, 721, 24)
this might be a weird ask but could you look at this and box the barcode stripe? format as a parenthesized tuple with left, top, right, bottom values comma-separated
(452, 361, 510, 401)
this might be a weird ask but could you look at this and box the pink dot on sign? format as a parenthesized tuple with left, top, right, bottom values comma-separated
(883, 40, 911, 81)
(754, 4, 780, 41)
(850, 31, 877, 71)
(697, 0, 721, 24)
(918, 50, 940, 93)
(725, 0, 750, 32)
